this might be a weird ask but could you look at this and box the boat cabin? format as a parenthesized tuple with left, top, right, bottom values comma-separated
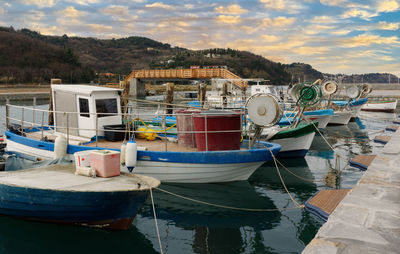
(51, 84, 122, 138)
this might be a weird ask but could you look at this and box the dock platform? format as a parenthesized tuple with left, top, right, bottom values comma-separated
(385, 125, 399, 132)
(349, 155, 376, 171)
(305, 189, 351, 221)
(303, 127, 400, 253)
(373, 135, 391, 144)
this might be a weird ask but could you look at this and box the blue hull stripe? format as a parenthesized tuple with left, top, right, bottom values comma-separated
(0, 184, 149, 222)
(6, 131, 281, 164)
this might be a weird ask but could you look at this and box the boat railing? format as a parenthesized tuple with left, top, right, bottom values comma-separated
(6, 104, 251, 151)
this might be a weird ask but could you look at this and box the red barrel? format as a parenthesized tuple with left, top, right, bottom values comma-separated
(193, 111, 241, 151)
(176, 110, 200, 148)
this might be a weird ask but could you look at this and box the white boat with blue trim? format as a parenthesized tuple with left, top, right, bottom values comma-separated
(5, 84, 281, 183)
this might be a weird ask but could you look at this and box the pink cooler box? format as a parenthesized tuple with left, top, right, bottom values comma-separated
(89, 150, 120, 177)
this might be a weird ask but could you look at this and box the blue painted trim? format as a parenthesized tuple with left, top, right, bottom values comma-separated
(304, 109, 334, 116)
(393, 120, 400, 125)
(0, 184, 149, 222)
(349, 160, 367, 171)
(305, 192, 329, 221)
(373, 138, 388, 144)
(385, 127, 397, 132)
(332, 98, 368, 107)
(6, 130, 281, 164)
(276, 149, 308, 158)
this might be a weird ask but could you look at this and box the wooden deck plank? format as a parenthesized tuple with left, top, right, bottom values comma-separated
(308, 189, 351, 215)
(350, 155, 376, 168)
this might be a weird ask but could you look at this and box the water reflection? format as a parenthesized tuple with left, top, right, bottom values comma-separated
(0, 217, 157, 254)
(140, 182, 281, 254)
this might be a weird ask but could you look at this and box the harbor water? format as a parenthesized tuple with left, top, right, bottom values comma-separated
(0, 98, 397, 254)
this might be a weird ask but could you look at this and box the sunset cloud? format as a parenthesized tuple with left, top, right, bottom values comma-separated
(20, 0, 56, 8)
(340, 34, 400, 47)
(214, 4, 248, 14)
(377, 0, 400, 13)
(1, 0, 399, 76)
(216, 15, 241, 24)
(262, 16, 296, 27)
(145, 2, 174, 10)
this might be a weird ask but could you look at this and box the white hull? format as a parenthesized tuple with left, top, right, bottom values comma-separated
(6, 139, 263, 183)
(328, 111, 353, 125)
(361, 100, 397, 113)
(303, 114, 332, 128)
(272, 132, 316, 153)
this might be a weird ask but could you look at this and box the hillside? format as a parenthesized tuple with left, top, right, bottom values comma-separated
(0, 27, 291, 85)
(0, 26, 396, 86)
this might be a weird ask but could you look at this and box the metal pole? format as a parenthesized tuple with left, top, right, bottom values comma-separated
(95, 114, 98, 147)
(21, 107, 24, 136)
(205, 111, 208, 151)
(41, 111, 44, 140)
(32, 97, 36, 128)
(163, 114, 167, 151)
(66, 112, 69, 145)
(5, 103, 9, 129)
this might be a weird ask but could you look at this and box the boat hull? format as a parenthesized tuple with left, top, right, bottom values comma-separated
(303, 114, 331, 128)
(272, 132, 316, 158)
(5, 130, 281, 183)
(328, 111, 353, 125)
(361, 100, 397, 113)
(0, 180, 150, 230)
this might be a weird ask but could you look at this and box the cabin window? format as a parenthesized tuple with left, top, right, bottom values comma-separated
(79, 98, 90, 118)
(96, 98, 118, 118)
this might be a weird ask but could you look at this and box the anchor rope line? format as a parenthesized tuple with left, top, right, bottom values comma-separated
(155, 188, 303, 212)
(268, 149, 304, 208)
(275, 159, 323, 183)
(150, 188, 164, 254)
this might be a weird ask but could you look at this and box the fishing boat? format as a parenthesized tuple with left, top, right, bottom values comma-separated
(327, 110, 354, 125)
(5, 84, 281, 183)
(332, 98, 368, 119)
(361, 100, 398, 113)
(263, 122, 317, 158)
(281, 109, 333, 128)
(0, 163, 160, 230)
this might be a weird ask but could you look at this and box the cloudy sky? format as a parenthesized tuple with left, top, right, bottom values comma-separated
(1, 0, 399, 76)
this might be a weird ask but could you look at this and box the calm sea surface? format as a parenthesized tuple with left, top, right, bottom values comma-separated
(0, 98, 397, 254)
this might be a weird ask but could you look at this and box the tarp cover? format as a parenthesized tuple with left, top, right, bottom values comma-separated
(5, 154, 72, 171)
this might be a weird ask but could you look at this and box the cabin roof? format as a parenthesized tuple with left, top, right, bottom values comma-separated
(52, 84, 122, 96)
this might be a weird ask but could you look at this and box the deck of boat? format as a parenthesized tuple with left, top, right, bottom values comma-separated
(25, 130, 199, 152)
(0, 164, 159, 191)
(85, 138, 199, 152)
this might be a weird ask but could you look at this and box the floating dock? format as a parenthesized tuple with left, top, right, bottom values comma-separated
(349, 155, 376, 171)
(385, 125, 399, 132)
(373, 135, 391, 144)
(305, 189, 351, 221)
(303, 127, 400, 253)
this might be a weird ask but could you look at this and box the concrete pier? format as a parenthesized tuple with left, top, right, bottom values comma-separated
(303, 129, 400, 253)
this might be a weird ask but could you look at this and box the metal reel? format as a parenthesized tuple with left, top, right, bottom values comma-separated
(322, 80, 338, 95)
(290, 82, 322, 107)
(346, 85, 360, 99)
(360, 83, 372, 96)
(246, 93, 282, 127)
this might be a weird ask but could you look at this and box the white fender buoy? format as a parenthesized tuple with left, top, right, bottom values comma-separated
(54, 135, 67, 159)
(125, 137, 137, 172)
(120, 141, 127, 165)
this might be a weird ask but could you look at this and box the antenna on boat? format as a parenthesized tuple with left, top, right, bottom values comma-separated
(246, 94, 282, 147)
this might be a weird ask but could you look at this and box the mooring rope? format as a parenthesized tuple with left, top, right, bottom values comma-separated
(155, 187, 303, 212)
(268, 149, 304, 208)
(150, 188, 164, 254)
